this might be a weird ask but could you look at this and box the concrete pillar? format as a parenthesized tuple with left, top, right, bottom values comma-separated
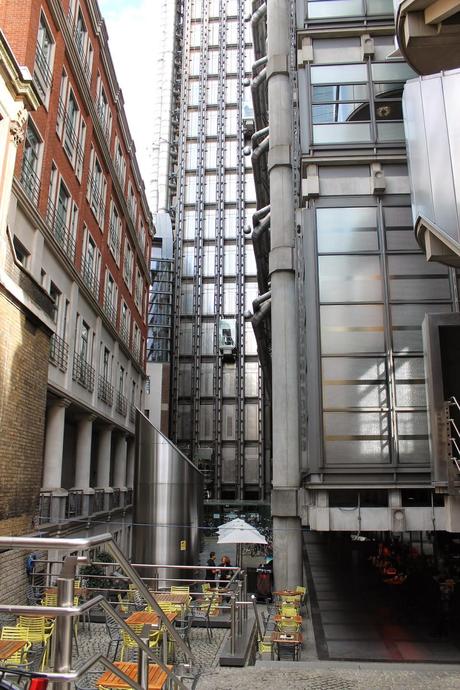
(267, 0, 303, 589)
(74, 415, 95, 488)
(97, 425, 113, 487)
(126, 436, 135, 488)
(114, 433, 128, 488)
(42, 399, 69, 489)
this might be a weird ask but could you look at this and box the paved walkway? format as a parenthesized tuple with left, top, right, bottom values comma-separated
(196, 661, 460, 689)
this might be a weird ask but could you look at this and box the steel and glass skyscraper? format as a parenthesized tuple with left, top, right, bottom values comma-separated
(161, 0, 269, 512)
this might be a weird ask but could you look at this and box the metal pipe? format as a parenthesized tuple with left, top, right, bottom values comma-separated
(252, 55, 268, 74)
(230, 593, 236, 655)
(252, 205, 270, 223)
(252, 291, 271, 311)
(251, 1, 267, 28)
(237, 582, 243, 636)
(243, 572, 248, 621)
(0, 533, 112, 550)
(137, 646, 148, 690)
(251, 126, 269, 148)
(252, 135, 269, 162)
(54, 557, 77, 690)
(251, 595, 263, 642)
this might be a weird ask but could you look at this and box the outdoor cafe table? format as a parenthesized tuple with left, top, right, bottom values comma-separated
(148, 592, 190, 607)
(273, 614, 302, 625)
(96, 661, 172, 690)
(0, 640, 27, 661)
(272, 590, 300, 597)
(125, 611, 177, 627)
(271, 631, 303, 661)
(44, 586, 86, 597)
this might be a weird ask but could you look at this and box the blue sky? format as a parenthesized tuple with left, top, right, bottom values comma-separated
(98, 0, 161, 195)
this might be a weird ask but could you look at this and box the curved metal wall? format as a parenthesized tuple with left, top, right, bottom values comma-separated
(133, 412, 203, 582)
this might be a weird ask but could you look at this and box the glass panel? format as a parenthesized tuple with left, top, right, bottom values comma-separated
(244, 447, 259, 484)
(313, 84, 369, 102)
(203, 244, 216, 276)
(224, 208, 237, 238)
(245, 245, 257, 275)
(222, 446, 236, 483)
(308, 0, 363, 19)
(202, 284, 215, 315)
(391, 303, 452, 352)
(200, 404, 214, 440)
(244, 361, 259, 396)
(181, 246, 195, 276)
(312, 38, 361, 64)
(205, 141, 217, 168)
(178, 363, 192, 397)
(204, 209, 216, 239)
(183, 210, 196, 240)
(312, 102, 369, 124)
(200, 362, 214, 396)
(384, 206, 418, 251)
(245, 321, 257, 354)
(322, 356, 387, 408)
(179, 321, 193, 355)
(224, 284, 236, 314)
(366, 0, 393, 14)
(387, 255, 450, 301)
(223, 364, 236, 396)
(245, 283, 258, 312)
(222, 404, 236, 440)
(371, 62, 417, 82)
(323, 411, 390, 463)
(321, 304, 385, 354)
(313, 123, 372, 144)
(317, 207, 378, 252)
(245, 403, 259, 440)
(177, 404, 191, 439)
(397, 411, 430, 463)
(201, 321, 214, 355)
(377, 122, 405, 142)
(224, 245, 236, 275)
(319, 255, 382, 302)
(311, 64, 367, 85)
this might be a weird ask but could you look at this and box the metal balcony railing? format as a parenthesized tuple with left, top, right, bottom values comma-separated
(72, 352, 95, 392)
(88, 173, 106, 224)
(33, 42, 53, 99)
(93, 488, 105, 513)
(119, 321, 130, 347)
(129, 404, 136, 423)
(38, 491, 52, 523)
(108, 219, 121, 260)
(125, 488, 133, 505)
(65, 489, 83, 519)
(67, 12, 92, 84)
(57, 98, 85, 173)
(98, 375, 114, 406)
(115, 390, 127, 416)
(19, 156, 41, 205)
(111, 488, 121, 510)
(103, 289, 117, 326)
(46, 199, 76, 263)
(96, 100, 111, 143)
(80, 255, 100, 300)
(49, 333, 69, 372)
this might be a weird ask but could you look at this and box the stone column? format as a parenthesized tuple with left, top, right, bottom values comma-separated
(74, 415, 95, 488)
(96, 425, 113, 488)
(126, 436, 135, 489)
(114, 433, 128, 488)
(42, 399, 69, 489)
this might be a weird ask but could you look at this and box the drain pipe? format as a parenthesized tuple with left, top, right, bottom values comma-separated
(268, 0, 303, 589)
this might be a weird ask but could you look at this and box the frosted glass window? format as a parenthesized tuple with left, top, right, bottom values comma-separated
(177, 404, 191, 439)
(244, 447, 259, 484)
(208, 50, 219, 75)
(202, 284, 215, 314)
(223, 364, 236, 396)
(225, 140, 238, 168)
(227, 50, 238, 74)
(200, 363, 214, 397)
(245, 283, 258, 312)
(224, 208, 237, 238)
(191, 0, 202, 19)
(224, 245, 237, 275)
(377, 122, 405, 142)
(205, 141, 217, 169)
(222, 404, 236, 440)
(207, 79, 219, 105)
(190, 23, 201, 47)
(182, 246, 195, 276)
(209, 0, 220, 18)
(180, 283, 194, 314)
(245, 46, 255, 72)
(178, 363, 192, 397)
(199, 404, 214, 440)
(371, 62, 416, 82)
(208, 22, 220, 46)
(227, 0, 239, 16)
(204, 209, 217, 239)
(245, 361, 259, 396)
(245, 404, 259, 441)
(226, 79, 238, 104)
(387, 255, 450, 301)
(321, 304, 385, 354)
(245, 321, 257, 354)
(384, 206, 418, 251)
(183, 210, 196, 240)
(226, 109, 238, 136)
(222, 446, 236, 483)
(225, 174, 238, 202)
(203, 244, 216, 276)
(188, 81, 200, 106)
(311, 64, 367, 85)
(313, 122, 372, 144)
(317, 207, 378, 252)
(313, 84, 368, 103)
(189, 51, 201, 76)
(373, 36, 396, 60)
(312, 102, 369, 124)
(179, 321, 193, 354)
(206, 110, 218, 136)
(187, 111, 199, 136)
(322, 357, 387, 408)
(397, 411, 430, 463)
(394, 357, 426, 407)
(205, 174, 217, 203)
(245, 245, 257, 275)
(184, 175, 197, 203)
(308, 0, 363, 19)
(323, 411, 390, 463)
(186, 143, 198, 169)
(319, 255, 382, 303)
(201, 321, 214, 354)
(313, 38, 361, 64)
(391, 303, 451, 352)
(227, 21, 238, 44)
(367, 0, 394, 14)
(224, 284, 236, 314)
(245, 175, 256, 203)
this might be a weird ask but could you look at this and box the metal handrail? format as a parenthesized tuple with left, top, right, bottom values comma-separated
(449, 396, 460, 411)
(0, 533, 194, 664)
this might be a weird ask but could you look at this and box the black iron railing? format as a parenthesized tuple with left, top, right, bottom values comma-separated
(49, 333, 69, 372)
(66, 489, 83, 519)
(38, 491, 52, 523)
(81, 255, 100, 299)
(87, 172, 105, 224)
(57, 98, 85, 173)
(119, 321, 130, 347)
(96, 99, 111, 143)
(34, 41, 53, 99)
(115, 391, 127, 416)
(46, 199, 76, 263)
(72, 352, 95, 392)
(103, 289, 117, 326)
(125, 488, 133, 506)
(129, 404, 136, 423)
(98, 375, 114, 406)
(93, 489, 105, 513)
(19, 156, 41, 206)
(67, 11, 92, 83)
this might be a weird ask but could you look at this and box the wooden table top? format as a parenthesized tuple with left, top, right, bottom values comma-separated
(271, 632, 303, 644)
(273, 590, 301, 597)
(149, 592, 190, 605)
(96, 661, 172, 690)
(125, 611, 177, 626)
(0, 640, 27, 659)
(273, 614, 302, 624)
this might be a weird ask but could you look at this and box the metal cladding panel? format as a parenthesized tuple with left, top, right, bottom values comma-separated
(133, 412, 203, 582)
(404, 72, 460, 242)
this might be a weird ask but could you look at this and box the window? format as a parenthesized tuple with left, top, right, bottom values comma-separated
(227, 21, 238, 45)
(226, 79, 238, 104)
(114, 138, 126, 189)
(13, 236, 30, 268)
(133, 323, 141, 361)
(118, 365, 125, 394)
(81, 228, 100, 297)
(120, 301, 131, 343)
(186, 142, 198, 169)
(225, 109, 238, 136)
(87, 150, 106, 226)
(71, 7, 93, 82)
(123, 240, 134, 289)
(102, 346, 111, 381)
(184, 210, 196, 240)
(80, 320, 90, 362)
(108, 202, 122, 262)
(188, 111, 199, 137)
(188, 81, 200, 106)
(96, 76, 112, 143)
(225, 174, 238, 202)
(206, 110, 218, 137)
(208, 22, 220, 46)
(207, 79, 219, 105)
(204, 209, 216, 239)
(182, 245, 195, 276)
(135, 268, 143, 312)
(185, 174, 197, 204)
(190, 23, 201, 47)
(127, 183, 137, 225)
(205, 174, 217, 203)
(190, 51, 201, 76)
(226, 50, 238, 74)
(104, 271, 118, 324)
(225, 140, 238, 168)
(56, 78, 86, 179)
(208, 50, 219, 75)
(20, 122, 42, 204)
(34, 13, 54, 103)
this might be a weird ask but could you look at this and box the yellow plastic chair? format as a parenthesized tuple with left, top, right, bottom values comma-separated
(202, 583, 211, 593)
(18, 616, 54, 670)
(276, 618, 301, 634)
(170, 586, 190, 594)
(279, 605, 298, 618)
(117, 593, 129, 616)
(0, 626, 31, 668)
(120, 624, 144, 661)
(42, 592, 57, 607)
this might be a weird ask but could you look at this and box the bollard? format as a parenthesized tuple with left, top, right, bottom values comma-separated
(54, 556, 77, 690)
(230, 593, 236, 654)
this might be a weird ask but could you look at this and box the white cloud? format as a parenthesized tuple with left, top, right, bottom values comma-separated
(99, 0, 161, 192)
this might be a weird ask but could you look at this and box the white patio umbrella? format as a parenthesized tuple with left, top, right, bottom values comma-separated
(217, 518, 267, 567)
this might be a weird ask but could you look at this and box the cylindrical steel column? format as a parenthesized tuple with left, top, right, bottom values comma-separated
(230, 593, 236, 655)
(42, 400, 69, 489)
(137, 643, 149, 690)
(53, 557, 77, 690)
(267, 0, 303, 590)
